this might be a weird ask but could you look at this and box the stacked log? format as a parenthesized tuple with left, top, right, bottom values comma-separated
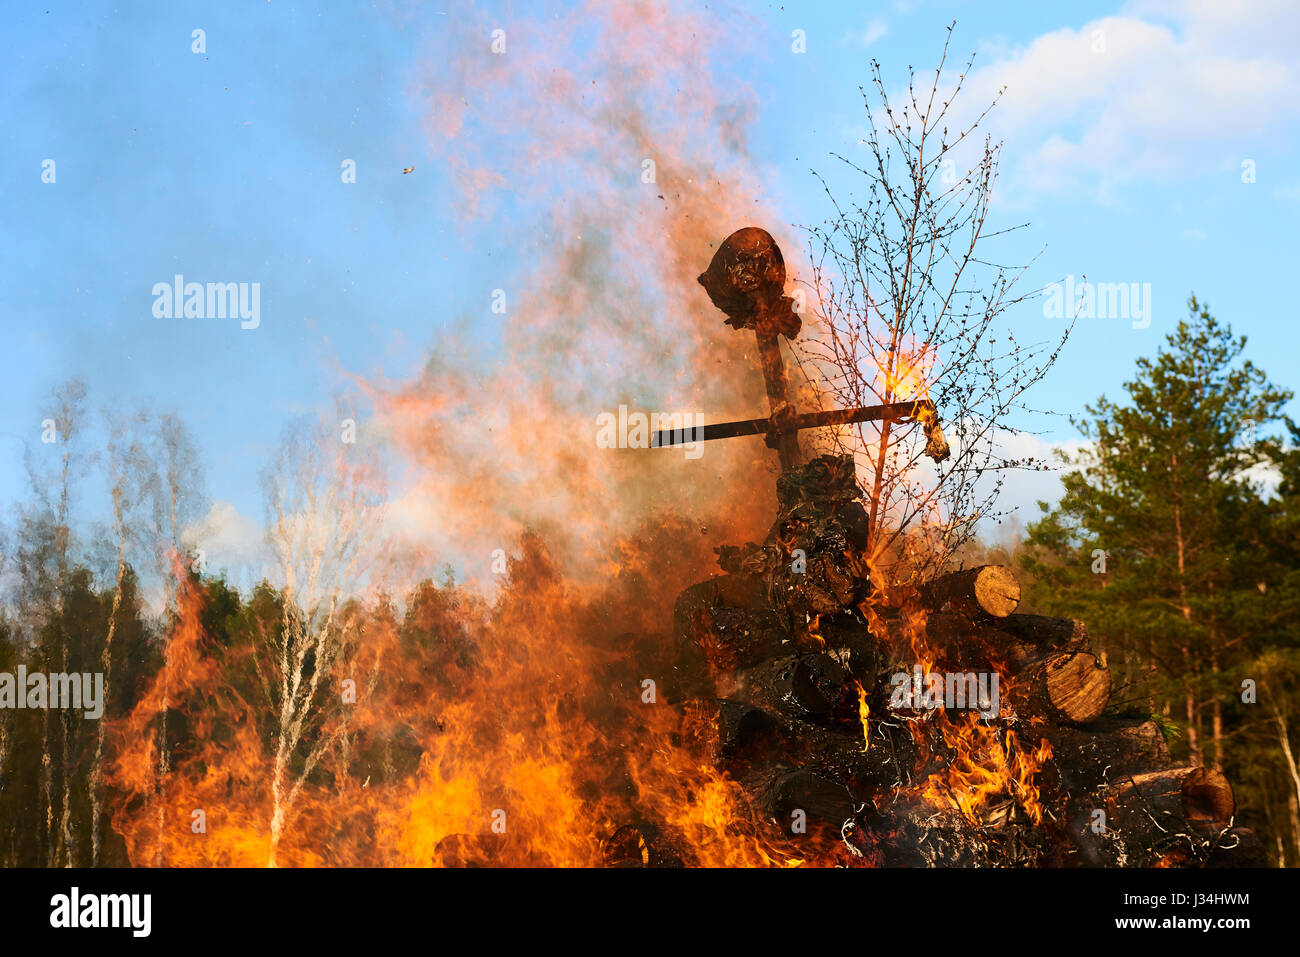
(908, 570, 1252, 867)
(603, 823, 693, 867)
(622, 454, 1259, 868)
(1042, 715, 1170, 791)
(1011, 651, 1112, 725)
(919, 564, 1022, 619)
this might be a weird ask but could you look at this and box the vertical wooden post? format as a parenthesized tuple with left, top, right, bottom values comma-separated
(755, 330, 800, 470)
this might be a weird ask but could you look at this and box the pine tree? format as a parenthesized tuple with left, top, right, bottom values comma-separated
(1021, 298, 1292, 779)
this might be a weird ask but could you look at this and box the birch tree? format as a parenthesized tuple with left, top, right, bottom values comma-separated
(90, 410, 161, 865)
(143, 412, 205, 864)
(260, 413, 383, 865)
(19, 378, 89, 866)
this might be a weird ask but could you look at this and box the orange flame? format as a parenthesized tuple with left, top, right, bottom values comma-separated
(884, 347, 935, 403)
(855, 680, 871, 753)
(920, 715, 1054, 826)
(98, 1, 1057, 869)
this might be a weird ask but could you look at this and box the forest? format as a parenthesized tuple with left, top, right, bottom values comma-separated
(1, 296, 1296, 867)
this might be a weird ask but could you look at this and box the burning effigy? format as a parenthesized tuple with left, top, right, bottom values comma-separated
(610, 226, 1264, 868)
(90, 226, 1265, 870)
(10, 3, 1279, 878)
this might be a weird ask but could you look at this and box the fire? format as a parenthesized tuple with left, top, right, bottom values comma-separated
(94, 1, 1060, 869)
(874, 579, 1058, 830)
(886, 349, 933, 402)
(107, 534, 802, 867)
(855, 680, 871, 753)
(920, 714, 1054, 827)
(98, 0, 814, 868)
(872, 343, 935, 404)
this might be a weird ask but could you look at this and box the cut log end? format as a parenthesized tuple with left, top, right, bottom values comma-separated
(1015, 651, 1111, 725)
(1180, 767, 1236, 824)
(972, 565, 1022, 618)
(1121, 765, 1236, 826)
(1043, 652, 1111, 724)
(603, 824, 691, 867)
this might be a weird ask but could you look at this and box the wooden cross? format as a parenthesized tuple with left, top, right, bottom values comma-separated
(652, 226, 950, 468)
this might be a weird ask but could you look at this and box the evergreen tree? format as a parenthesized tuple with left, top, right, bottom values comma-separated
(1021, 297, 1295, 857)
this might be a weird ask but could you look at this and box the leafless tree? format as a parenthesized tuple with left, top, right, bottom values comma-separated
(90, 409, 162, 865)
(260, 412, 383, 865)
(0, 526, 12, 842)
(148, 413, 207, 602)
(19, 378, 89, 866)
(793, 24, 1070, 591)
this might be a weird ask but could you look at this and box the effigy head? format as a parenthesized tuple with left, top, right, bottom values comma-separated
(697, 226, 801, 338)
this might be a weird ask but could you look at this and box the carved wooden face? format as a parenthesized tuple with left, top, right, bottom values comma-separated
(697, 226, 787, 328)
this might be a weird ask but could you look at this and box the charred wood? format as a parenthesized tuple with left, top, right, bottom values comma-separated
(778, 713, 916, 796)
(683, 698, 783, 772)
(672, 574, 792, 692)
(1071, 766, 1241, 867)
(735, 653, 855, 723)
(1205, 826, 1270, 868)
(1114, 766, 1235, 828)
(763, 767, 857, 832)
(1044, 716, 1170, 791)
(983, 614, 1093, 668)
(603, 823, 693, 867)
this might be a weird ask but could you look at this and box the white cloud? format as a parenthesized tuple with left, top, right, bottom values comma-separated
(845, 18, 888, 48)
(973, 431, 1090, 535)
(952, 1, 1300, 195)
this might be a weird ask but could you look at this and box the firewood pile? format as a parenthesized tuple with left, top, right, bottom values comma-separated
(609, 453, 1267, 867)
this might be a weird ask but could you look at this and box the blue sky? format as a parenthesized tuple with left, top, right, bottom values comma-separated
(3, 0, 1298, 575)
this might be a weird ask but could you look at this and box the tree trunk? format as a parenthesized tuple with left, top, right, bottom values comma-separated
(1272, 706, 1300, 844)
(1182, 653, 1202, 766)
(40, 717, 54, 868)
(1289, 788, 1300, 867)
(91, 551, 124, 867)
(1210, 650, 1223, 771)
